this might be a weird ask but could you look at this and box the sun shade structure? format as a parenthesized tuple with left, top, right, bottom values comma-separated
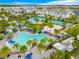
(8, 40, 15, 44)
(26, 53, 32, 59)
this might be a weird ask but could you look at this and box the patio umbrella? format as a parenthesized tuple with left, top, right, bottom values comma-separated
(8, 40, 15, 44)
(26, 53, 32, 59)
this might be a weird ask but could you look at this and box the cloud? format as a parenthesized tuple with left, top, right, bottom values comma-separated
(12, 0, 79, 5)
(40, 0, 78, 5)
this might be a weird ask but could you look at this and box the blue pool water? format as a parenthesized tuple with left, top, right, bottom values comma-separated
(12, 32, 48, 45)
(51, 20, 65, 25)
(29, 16, 44, 24)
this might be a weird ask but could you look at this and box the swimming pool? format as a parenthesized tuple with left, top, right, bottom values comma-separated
(29, 16, 44, 24)
(51, 20, 65, 25)
(12, 32, 48, 45)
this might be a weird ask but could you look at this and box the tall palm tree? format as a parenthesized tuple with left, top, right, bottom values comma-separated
(54, 29, 60, 35)
(13, 43, 19, 50)
(50, 50, 71, 59)
(47, 21, 54, 28)
(19, 45, 27, 57)
(32, 39, 38, 48)
(48, 39, 54, 44)
(37, 43, 45, 54)
(0, 46, 11, 58)
(50, 50, 65, 59)
(65, 25, 79, 37)
(35, 24, 43, 34)
(27, 22, 35, 33)
(40, 38, 48, 44)
(72, 40, 79, 49)
(27, 40, 33, 49)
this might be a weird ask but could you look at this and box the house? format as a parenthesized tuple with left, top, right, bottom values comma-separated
(53, 37, 75, 52)
(76, 34, 79, 40)
(66, 45, 73, 52)
(6, 28, 13, 33)
(66, 23, 74, 27)
(62, 37, 75, 44)
(43, 25, 63, 35)
(62, 37, 75, 52)
(57, 31, 68, 39)
(53, 43, 66, 51)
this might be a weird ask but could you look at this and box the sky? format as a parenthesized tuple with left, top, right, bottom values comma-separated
(0, 0, 79, 5)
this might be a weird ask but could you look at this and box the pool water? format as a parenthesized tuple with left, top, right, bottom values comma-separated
(29, 16, 44, 24)
(52, 20, 65, 25)
(12, 32, 48, 45)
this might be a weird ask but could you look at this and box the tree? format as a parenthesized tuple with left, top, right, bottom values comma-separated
(27, 40, 33, 49)
(48, 39, 54, 44)
(0, 20, 9, 28)
(20, 45, 27, 54)
(27, 22, 35, 33)
(72, 40, 79, 49)
(65, 51, 71, 59)
(50, 50, 63, 59)
(0, 46, 11, 58)
(40, 38, 48, 44)
(0, 28, 5, 33)
(64, 15, 78, 23)
(35, 24, 44, 33)
(65, 25, 79, 37)
(13, 43, 19, 50)
(47, 21, 54, 28)
(70, 48, 79, 57)
(50, 50, 71, 59)
(32, 39, 38, 48)
(54, 29, 60, 35)
(37, 43, 45, 54)
(0, 33, 4, 40)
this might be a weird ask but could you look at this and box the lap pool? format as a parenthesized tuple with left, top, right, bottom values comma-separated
(12, 32, 48, 45)
(51, 20, 65, 25)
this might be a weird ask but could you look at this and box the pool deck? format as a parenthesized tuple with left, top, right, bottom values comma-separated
(5, 46, 55, 59)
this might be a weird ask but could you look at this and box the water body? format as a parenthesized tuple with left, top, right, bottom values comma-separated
(12, 32, 48, 45)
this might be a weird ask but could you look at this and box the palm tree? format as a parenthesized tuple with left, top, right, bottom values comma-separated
(35, 24, 43, 34)
(0, 33, 4, 40)
(32, 39, 38, 48)
(27, 40, 33, 49)
(48, 39, 54, 44)
(72, 40, 79, 49)
(65, 25, 79, 37)
(19, 45, 27, 57)
(46, 21, 54, 28)
(13, 43, 19, 50)
(50, 50, 71, 59)
(65, 51, 71, 59)
(0, 46, 11, 58)
(0, 28, 5, 33)
(0, 20, 9, 28)
(40, 38, 48, 44)
(54, 29, 60, 35)
(37, 43, 45, 54)
(27, 22, 35, 33)
(50, 50, 65, 59)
